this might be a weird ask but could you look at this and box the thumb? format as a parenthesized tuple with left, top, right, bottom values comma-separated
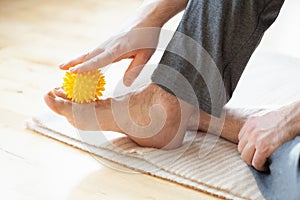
(123, 53, 149, 86)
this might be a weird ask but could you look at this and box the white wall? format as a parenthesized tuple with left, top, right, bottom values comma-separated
(258, 0, 300, 58)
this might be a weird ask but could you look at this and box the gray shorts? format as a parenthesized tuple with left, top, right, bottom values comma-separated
(151, 0, 284, 116)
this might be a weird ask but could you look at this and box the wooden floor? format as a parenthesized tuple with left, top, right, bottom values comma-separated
(0, 0, 217, 199)
(1, 0, 299, 199)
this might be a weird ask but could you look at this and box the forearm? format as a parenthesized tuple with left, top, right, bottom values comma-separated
(121, 0, 188, 30)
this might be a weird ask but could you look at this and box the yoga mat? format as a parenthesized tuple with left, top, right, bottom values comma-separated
(26, 112, 263, 200)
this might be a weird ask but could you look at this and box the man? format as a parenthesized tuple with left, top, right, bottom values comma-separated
(45, 0, 299, 172)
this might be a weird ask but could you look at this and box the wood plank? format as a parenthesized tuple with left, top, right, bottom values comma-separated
(0, 0, 220, 199)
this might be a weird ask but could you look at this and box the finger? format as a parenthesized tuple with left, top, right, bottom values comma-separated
(240, 143, 256, 166)
(59, 48, 105, 70)
(238, 122, 249, 141)
(69, 50, 116, 73)
(123, 54, 149, 86)
(113, 51, 135, 63)
(238, 125, 250, 153)
(237, 134, 248, 153)
(252, 135, 276, 171)
(252, 151, 268, 171)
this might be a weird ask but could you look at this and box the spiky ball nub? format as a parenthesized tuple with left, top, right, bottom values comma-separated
(62, 69, 106, 104)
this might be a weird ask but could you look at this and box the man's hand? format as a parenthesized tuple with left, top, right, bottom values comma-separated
(238, 103, 300, 171)
(59, 29, 159, 86)
(58, 0, 188, 86)
(60, 28, 160, 86)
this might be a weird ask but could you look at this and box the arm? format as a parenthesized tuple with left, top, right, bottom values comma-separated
(59, 0, 188, 86)
(189, 101, 300, 171)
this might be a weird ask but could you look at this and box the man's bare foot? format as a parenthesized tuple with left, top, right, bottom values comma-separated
(44, 83, 196, 149)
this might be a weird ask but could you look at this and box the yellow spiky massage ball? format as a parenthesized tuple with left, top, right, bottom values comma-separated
(62, 69, 106, 104)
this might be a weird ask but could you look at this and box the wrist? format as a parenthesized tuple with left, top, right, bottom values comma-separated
(121, 0, 188, 31)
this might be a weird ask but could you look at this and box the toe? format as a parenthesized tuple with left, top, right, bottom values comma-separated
(44, 91, 71, 115)
(53, 87, 68, 99)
